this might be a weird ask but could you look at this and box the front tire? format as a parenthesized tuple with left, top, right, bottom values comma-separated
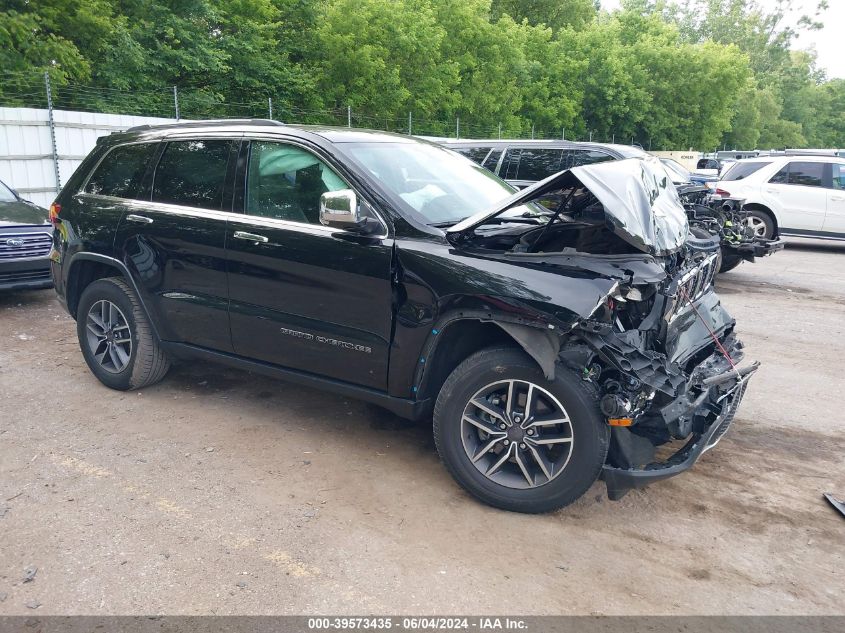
(433, 347, 609, 513)
(76, 277, 170, 390)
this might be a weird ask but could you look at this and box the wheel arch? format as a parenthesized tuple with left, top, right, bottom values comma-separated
(66, 253, 160, 339)
(414, 317, 564, 409)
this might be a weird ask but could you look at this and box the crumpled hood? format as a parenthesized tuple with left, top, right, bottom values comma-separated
(449, 157, 689, 256)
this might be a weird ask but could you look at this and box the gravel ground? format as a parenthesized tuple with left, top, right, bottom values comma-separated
(0, 239, 843, 615)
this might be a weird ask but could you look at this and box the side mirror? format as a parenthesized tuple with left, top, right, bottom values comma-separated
(319, 189, 360, 229)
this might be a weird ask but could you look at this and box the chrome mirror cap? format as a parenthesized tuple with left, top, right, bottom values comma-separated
(319, 189, 359, 228)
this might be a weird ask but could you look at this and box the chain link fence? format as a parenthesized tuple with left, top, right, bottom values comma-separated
(0, 70, 654, 146)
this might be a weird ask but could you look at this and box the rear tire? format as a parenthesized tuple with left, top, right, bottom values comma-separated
(744, 209, 774, 240)
(433, 347, 609, 513)
(76, 277, 170, 390)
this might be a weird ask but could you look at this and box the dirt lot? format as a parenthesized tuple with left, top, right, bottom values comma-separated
(1, 240, 843, 615)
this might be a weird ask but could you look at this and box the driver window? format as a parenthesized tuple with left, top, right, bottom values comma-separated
(245, 141, 348, 223)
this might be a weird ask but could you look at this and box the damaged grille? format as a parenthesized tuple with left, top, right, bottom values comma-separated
(669, 252, 719, 317)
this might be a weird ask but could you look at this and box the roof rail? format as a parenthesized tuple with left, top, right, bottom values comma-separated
(125, 118, 285, 133)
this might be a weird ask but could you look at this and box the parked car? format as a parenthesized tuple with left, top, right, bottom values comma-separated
(51, 120, 756, 513)
(713, 155, 845, 241)
(0, 178, 53, 291)
(442, 139, 782, 272)
(438, 139, 647, 189)
(659, 158, 718, 186)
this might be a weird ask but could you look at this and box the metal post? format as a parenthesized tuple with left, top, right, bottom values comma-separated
(173, 86, 180, 121)
(562, 128, 565, 140)
(44, 72, 61, 193)
(268, 97, 273, 119)
(456, 116, 460, 140)
(347, 105, 352, 128)
(531, 123, 535, 140)
(408, 111, 412, 136)
(612, 134, 615, 144)
(589, 130, 593, 142)
(498, 122, 502, 139)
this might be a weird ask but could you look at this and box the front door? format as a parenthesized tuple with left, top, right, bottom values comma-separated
(225, 139, 394, 389)
(114, 137, 236, 351)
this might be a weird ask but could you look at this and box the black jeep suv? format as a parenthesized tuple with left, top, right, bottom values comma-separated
(51, 120, 757, 513)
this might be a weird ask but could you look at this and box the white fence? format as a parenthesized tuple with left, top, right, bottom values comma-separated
(0, 107, 178, 208)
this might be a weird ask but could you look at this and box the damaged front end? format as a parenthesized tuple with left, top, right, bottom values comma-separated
(448, 158, 759, 499)
(560, 245, 759, 499)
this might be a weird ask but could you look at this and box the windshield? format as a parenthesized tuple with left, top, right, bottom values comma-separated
(660, 159, 691, 182)
(341, 141, 535, 225)
(0, 181, 17, 202)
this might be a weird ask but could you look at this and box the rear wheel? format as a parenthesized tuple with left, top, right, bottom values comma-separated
(76, 277, 170, 390)
(744, 209, 774, 240)
(433, 347, 609, 513)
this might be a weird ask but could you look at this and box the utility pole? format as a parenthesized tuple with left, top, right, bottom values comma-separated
(268, 97, 273, 120)
(498, 122, 502, 139)
(456, 116, 460, 140)
(44, 71, 60, 193)
(408, 111, 412, 136)
(531, 123, 535, 140)
(347, 105, 351, 128)
(562, 128, 565, 140)
(589, 130, 593, 142)
(173, 86, 180, 121)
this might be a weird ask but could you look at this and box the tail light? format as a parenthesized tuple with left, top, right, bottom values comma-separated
(713, 188, 731, 198)
(49, 203, 61, 225)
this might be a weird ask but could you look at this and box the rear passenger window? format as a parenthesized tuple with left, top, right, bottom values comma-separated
(570, 149, 614, 168)
(515, 149, 565, 181)
(152, 140, 232, 209)
(786, 162, 824, 187)
(85, 143, 156, 198)
(770, 162, 824, 187)
(483, 148, 503, 170)
(454, 147, 492, 165)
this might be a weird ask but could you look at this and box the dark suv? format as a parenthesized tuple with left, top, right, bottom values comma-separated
(0, 178, 53, 291)
(439, 139, 648, 189)
(51, 120, 756, 513)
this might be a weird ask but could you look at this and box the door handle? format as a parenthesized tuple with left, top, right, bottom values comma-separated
(233, 231, 269, 243)
(764, 189, 779, 194)
(126, 214, 154, 224)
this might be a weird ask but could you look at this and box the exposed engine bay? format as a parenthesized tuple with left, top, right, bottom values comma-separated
(447, 158, 760, 498)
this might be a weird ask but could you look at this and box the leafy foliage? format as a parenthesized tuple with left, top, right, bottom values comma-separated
(0, 0, 841, 148)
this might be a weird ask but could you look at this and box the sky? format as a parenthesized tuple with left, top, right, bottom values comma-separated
(599, 0, 844, 79)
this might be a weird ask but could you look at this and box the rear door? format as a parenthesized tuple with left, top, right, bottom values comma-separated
(113, 136, 237, 351)
(762, 161, 827, 232)
(823, 162, 845, 236)
(225, 138, 394, 389)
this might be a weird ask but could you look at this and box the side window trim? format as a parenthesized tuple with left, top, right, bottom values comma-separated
(238, 137, 391, 237)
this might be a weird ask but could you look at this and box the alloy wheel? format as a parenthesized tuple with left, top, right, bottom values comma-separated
(85, 300, 133, 374)
(744, 215, 769, 238)
(460, 379, 574, 489)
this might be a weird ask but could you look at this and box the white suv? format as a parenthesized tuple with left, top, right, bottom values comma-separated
(714, 155, 845, 241)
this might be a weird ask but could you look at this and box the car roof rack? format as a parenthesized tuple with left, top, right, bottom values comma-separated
(125, 118, 285, 133)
